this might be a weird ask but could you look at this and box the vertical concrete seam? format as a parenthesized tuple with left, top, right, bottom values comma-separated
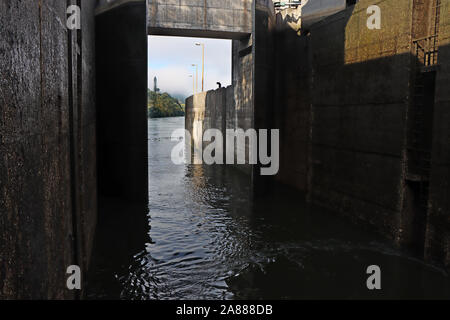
(423, 0, 442, 260)
(396, 0, 415, 247)
(306, 35, 314, 203)
(151, 0, 157, 27)
(75, 0, 87, 292)
(39, 0, 44, 110)
(67, 0, 81, 300)
(203, 0, 207, 29)
(38, 0, 49, 299)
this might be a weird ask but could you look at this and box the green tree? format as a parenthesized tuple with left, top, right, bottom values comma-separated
(148, 89, 185, 118)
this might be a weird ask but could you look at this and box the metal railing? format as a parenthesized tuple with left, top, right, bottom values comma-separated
(413, 34, 439, 67)
(274, 1, 302, 10)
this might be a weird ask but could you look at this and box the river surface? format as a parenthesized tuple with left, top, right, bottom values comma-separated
(87, 117, 450, 300)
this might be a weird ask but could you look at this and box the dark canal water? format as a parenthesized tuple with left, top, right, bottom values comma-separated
(87, 117, 450, 300)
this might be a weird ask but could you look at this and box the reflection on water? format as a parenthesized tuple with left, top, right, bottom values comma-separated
(87, 117, 450, 300)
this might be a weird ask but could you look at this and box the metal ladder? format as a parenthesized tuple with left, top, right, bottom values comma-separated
(407, 0, 442, 180)
(412, 0, 441, 67)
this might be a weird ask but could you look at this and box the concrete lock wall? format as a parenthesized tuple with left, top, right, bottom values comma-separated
(231, 34, 254, 175)
(270, 0, 450, 267)
(272, 0, 410, 239)
(95, 0, 148, 205)
(0, 0, 97, 299)
(185, 0, 275, 178)
(253, 0, 277, 189)
(426, 0, 450, 267)
(1, 0, 449, 300)
(148, 0, 253, 39)
(308, 0, 414, 242)
(273, 8, 312, 192)
(185, 86, 233, 164)
(185, 84, 256, 174)
(307, 0, 449, 267)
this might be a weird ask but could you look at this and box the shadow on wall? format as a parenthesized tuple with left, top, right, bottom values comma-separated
(272, 2, 357, 193)
(95, 1, 148, 208)
(271, 0, 449, 267)
(88, 0, 151, 300)
(426, 39, 450, 268)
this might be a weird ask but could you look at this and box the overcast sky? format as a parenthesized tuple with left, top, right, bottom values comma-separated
(148, 36, 232, 99)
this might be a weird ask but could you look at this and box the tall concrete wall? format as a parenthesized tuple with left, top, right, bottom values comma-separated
(185, 0, 276, 178)
(186, 92, 206, 159)
(231, 36, 254, 175)
(96, 1, 148, 206)
(271, 0, 450, 267)
(76, 0, 98, 284)
(148, 0, 252, 38)
(252, 0, 277, 190)
(185, 86, 233, 164)
(272, 0, 414, 239)
(0, 0, 97, 298)
(308, 0, 413, 241)
(273, 14, 312, 192)
(426, 0, 450, 267)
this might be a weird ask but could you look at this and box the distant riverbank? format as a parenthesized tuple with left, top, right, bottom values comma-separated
(148, 89, 185, 118)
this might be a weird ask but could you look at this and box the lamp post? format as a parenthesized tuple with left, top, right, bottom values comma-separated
(191, 64, 198, 93)
(195, 43, 205, 92)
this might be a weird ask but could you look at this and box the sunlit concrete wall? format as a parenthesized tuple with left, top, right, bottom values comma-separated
(273, 0, 347, 33)
(186, 91, 206, 160)
(185, 87, 233, 164)
(0, 0, 97, 299)
(185, 0, 276, 178)
(301, 0, 347, 29)
(148, 0, 253, 38)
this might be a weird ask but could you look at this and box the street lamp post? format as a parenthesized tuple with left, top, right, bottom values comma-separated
(195, 43, 205, 92)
